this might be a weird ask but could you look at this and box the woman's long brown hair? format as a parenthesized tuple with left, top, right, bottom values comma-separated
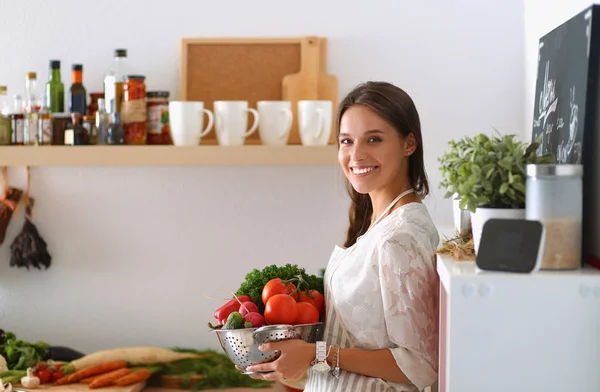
(337, 81, 430, 248)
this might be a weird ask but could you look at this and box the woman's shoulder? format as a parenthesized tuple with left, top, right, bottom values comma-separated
(375, 202, 440, 251)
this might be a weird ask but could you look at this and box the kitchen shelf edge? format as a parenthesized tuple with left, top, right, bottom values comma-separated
(0, 145, 339, 167)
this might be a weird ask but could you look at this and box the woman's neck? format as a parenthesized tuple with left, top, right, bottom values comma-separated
(369, 181, 417, 225)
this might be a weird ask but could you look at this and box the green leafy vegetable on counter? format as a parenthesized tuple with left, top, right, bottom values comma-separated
(0, 369, 26, 384)
(160, 348, 272, 390)
(236, 263, 324, 313)
(0, 329, 50, 371)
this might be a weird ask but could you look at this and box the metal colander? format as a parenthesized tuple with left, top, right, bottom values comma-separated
(213, 322, 324, 372)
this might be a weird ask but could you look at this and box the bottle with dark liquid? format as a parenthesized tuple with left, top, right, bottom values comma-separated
(46, 60, 64, 113)
(64, 112, 89, 145)
(69, 64, 87, 115)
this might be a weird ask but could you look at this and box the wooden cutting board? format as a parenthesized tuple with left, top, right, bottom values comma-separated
(16, 382, 146, 392)
(282, 37, 339, 145)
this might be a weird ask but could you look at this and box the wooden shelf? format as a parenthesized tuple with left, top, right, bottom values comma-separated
(0, 145, 339, 167)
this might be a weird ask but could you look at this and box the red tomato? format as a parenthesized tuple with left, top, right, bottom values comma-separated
(38, 369, 52, 384)
(264, 294, 298, 324)
(262, 278, 298, 305)
(52, 371, 64, 382)
(295, 302, 320, 324)
(299, 289, 325, 317)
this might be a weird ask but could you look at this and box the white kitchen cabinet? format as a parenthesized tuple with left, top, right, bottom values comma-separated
(437, 254, 600, 392)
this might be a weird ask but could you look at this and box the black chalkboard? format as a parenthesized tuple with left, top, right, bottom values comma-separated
(531, 5, 600, 164)
(530, 5, 600, 269)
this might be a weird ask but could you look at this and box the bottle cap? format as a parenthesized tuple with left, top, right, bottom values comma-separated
(0, 86, 6, 94)
(147, 91, 169, 98)
(72, 64, 83, 71)
(115, 49, 127, 58)
(26, 72, 36, 80)
(50, 60, 61, 69)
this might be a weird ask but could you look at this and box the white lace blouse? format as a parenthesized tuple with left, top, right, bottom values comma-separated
(305, 202, 440, 392)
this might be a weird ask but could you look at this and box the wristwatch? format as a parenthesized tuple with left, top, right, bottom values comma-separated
(311, 341, 331, 373)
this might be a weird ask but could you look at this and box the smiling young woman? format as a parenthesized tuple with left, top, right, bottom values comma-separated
(243, 81, 440, 392)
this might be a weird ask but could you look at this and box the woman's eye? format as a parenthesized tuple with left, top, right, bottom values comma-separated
(339, 138, 352, 144)
(368, 136, 382, 143)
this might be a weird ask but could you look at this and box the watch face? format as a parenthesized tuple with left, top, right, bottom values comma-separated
(312, 363, 331, 373)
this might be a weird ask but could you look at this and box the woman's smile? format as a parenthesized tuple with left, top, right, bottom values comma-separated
(350, 165, 380, 176)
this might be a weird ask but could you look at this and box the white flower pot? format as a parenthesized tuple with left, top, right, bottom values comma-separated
(471, 207, 526, 254)
(452, 195, 472, 236)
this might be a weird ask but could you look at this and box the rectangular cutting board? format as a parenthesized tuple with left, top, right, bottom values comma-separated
(16, 382, 146, 392)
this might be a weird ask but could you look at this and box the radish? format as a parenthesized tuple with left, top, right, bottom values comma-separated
(239, 301, 259, 318)
(244, 312, 265, 328)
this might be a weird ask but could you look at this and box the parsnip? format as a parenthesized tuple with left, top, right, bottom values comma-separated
(70, 347, 201, 371)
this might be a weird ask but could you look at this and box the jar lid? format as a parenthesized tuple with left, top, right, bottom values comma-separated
(526, 163, 583, 177)
(124, 75, 145, 81)
(146, 91, 169, 98)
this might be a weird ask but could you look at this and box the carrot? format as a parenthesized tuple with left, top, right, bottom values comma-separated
(88, 368, 132, 389)
(113, 368, 152, 386)
(54, 375, 71, 385)
(81, 368, 126, 384)
(67, 360, 128, 383)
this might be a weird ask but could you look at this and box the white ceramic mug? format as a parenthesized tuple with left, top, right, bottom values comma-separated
(213, 101, 259, 146)
(298, 100, 333, 146)
(257, 101, 293, 145)
(168, 101, 214, 146)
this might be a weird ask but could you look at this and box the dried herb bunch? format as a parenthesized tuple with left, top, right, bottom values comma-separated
(436, 231, 475, 261)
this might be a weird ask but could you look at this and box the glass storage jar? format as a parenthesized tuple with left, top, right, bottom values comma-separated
(526, 163, 583, 270)
(122, 75, 147, 145)
(146, 91, 171, 145)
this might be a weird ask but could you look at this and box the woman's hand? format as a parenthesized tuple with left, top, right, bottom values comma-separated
(243, 339, 315, 381)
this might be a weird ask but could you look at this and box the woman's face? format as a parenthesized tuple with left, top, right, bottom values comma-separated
(337, 104, 415, 195)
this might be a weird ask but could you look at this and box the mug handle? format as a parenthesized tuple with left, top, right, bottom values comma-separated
(244, 108, 260, 137)
(200, 109, 214, 137)
(279, 108, 293, 138)
(314, 108, 325, 139)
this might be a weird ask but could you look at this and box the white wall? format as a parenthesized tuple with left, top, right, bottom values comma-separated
(523, 0, 597, 137)
(0, 0, 526, 353)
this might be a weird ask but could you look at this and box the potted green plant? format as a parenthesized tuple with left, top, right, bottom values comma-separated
(440, 131, 553, 253)
(462, 132, 553, 252)
(438, 135, 476, 236)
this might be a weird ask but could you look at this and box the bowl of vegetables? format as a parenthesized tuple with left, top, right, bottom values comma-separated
(208, 264, 326, 372)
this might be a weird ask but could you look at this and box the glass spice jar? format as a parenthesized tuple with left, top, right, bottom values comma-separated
(82, 115, 97, 145)
(526, 163, 584, 270)
(146, 91, 171, 145)
(51, 113, 72, 145)
(121, 75, 147, 145)
(88, 92, 104, 117)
